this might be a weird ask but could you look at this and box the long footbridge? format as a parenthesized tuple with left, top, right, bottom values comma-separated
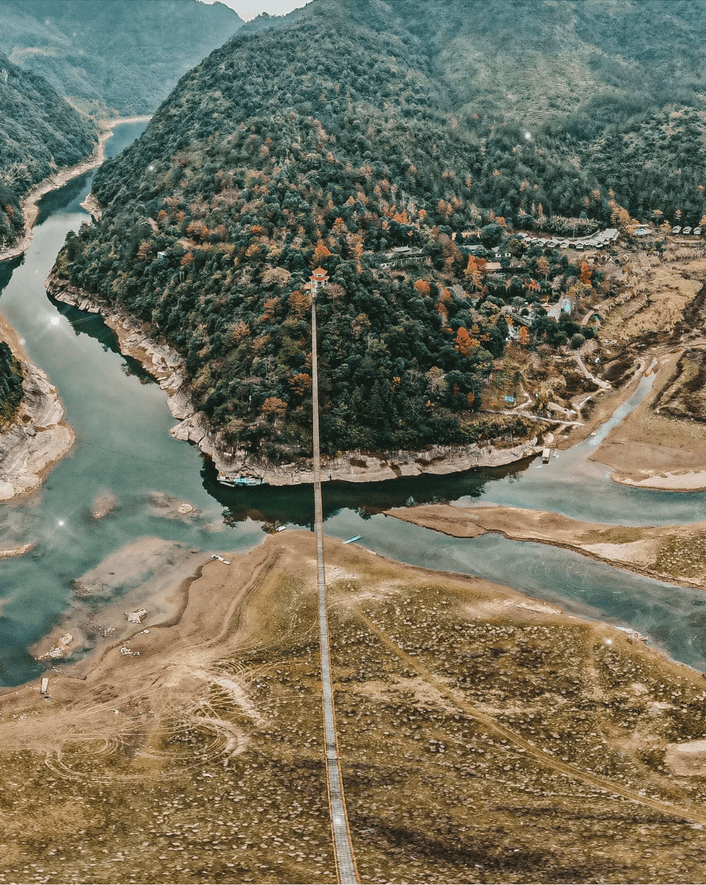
(310, 293, 359, 884)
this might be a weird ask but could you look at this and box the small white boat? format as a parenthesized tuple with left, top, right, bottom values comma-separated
(217, 474, 263, 487)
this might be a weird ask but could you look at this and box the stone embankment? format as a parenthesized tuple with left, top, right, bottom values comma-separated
(0, 342, 74, 502)
(46, 271, 542, 485)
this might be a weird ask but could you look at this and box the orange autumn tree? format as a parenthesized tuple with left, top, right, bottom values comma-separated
(232, 320, 249, 342)
(464, 255, 487, 292)
(312, 240, 332, 266)
(288, 290, 310, 318)
(289, 372, 312, 396)
(262, 397, 287, 419)
(414, 279, 431, 298)
(454, 326, 475, 356)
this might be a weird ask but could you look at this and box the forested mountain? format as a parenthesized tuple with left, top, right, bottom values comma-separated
(0, 0, 244, 116)
(0, 52, 97, 248)
(54, 0, 706, 461)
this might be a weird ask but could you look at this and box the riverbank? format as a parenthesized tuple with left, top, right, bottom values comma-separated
(0, 116, 151, 265)
(46, 270, 544, 485)
(591, 349, 706, 491)
(0, 316, 74, 502)
(0, 118, 152, 503)
(4, 530, 706, 883)
(385, 501, 706, 590)
(30, 536, 214, 666)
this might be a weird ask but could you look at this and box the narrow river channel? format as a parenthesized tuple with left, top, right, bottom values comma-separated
(1, 122, 706, 687)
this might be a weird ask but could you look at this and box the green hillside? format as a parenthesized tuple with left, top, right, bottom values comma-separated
(0, 0, 244, 116)
(0, 52, 97, 249)
(54, 0, 706, 462)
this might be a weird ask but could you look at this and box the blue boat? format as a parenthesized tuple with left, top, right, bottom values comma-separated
(217, 474, 264, 487)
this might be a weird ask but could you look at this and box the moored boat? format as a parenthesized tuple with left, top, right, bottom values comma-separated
(217, 474, 264, 487)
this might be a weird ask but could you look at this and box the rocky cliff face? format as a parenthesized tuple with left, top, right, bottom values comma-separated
(47, 270, 541, 486)
(0, 354, 74, 501)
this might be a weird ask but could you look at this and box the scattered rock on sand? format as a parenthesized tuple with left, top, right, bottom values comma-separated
(31, 537, 211, 667)
(150, 492, 199, 520)
(91, 492, 118, 519)
(72, 579, 105, 599)
(41, 632, 76, 660)
(665, 739, 706, 776)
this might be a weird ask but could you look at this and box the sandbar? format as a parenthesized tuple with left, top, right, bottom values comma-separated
(386, 502, 706, 588)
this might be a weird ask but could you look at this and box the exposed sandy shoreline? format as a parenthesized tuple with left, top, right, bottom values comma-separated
(30, 536, 216, 667)
(386, 501, 706, 590)
(5, 531, 706, 882)
(0, 316, 75, 503)
(589, 350, 706, 491)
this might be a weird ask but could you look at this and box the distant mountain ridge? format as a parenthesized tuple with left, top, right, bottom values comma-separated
(0, 0, 244, 115)
(0, 51, 96, 249)
(0, 0, 247, 251)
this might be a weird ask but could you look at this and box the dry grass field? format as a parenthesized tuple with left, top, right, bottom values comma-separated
(599, 255, 706, 343)
(4, 533, 706, 882)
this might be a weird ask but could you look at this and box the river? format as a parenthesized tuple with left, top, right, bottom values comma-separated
(1, 122, 706, 687)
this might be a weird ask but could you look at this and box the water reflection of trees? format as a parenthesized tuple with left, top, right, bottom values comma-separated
(209, 458, 531, 528)
(48, 296, 156, 383)
(0, 256, 22, 297)
(35, 171, 94, 226)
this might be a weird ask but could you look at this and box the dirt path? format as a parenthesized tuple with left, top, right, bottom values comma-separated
(574, 351, 611, 389)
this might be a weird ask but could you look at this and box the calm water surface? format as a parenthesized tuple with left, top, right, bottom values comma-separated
(1, 122, 705, 686)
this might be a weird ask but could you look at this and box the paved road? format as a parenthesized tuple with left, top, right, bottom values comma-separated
(311, 297, 359, 885)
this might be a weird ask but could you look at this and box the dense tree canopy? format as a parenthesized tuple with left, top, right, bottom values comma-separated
(0, 52, 97, 248)
(55, 0, 706, 458)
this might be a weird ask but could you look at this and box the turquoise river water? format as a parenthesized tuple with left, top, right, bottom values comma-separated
(2, 122, 706, 687)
